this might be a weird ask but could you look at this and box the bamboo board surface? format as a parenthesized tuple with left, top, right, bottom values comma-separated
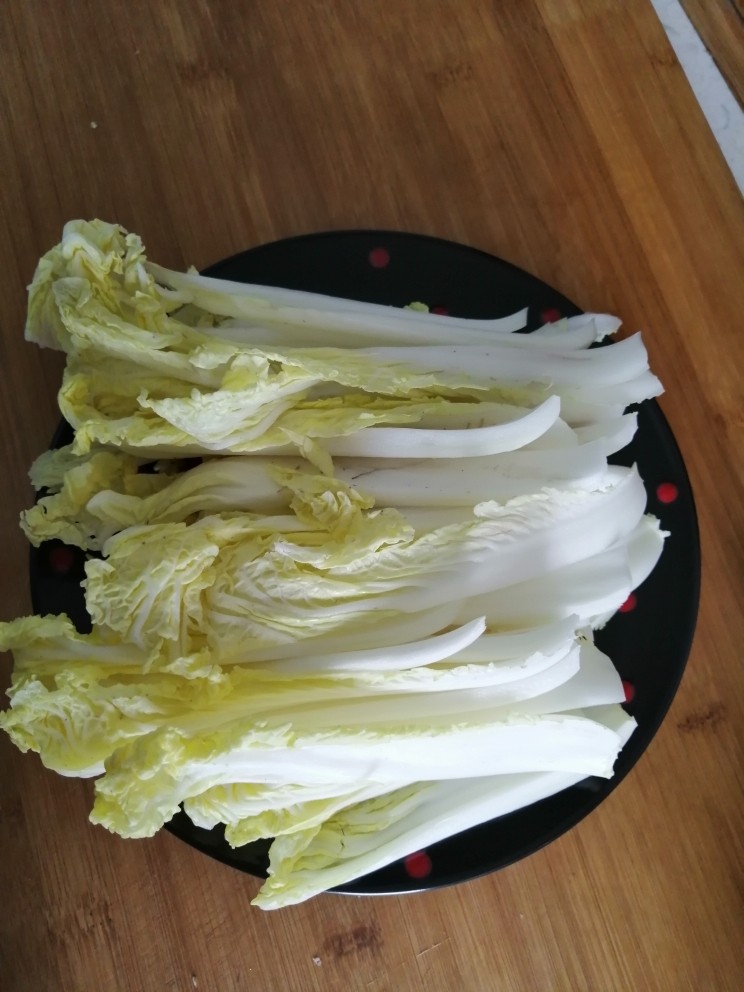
(679, 0, 744, 107)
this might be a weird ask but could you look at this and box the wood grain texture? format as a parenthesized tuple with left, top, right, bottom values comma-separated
(679, 0, 744, 108)
(1, 1, 743, 989)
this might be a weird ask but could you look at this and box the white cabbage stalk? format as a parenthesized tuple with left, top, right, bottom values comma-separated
(77, 442, 609, 538)
(563, 372, 663, 407)
(189, 779, 402, 837)
(321, 395, 561, 458)
(363, 333, 653, 387)
(206, 312, 620, 351)
(572, 414, 637, 453)
(252, 703, 636, 909)
(1, 220, 669, 912)
(147, 262, 530, 342)
(232, 624, 582, 696)
(258, 645, 582, 725)
(225, 602, 466, 663)
(255, 775, 588, 908)
(27, 421, 626, 551)
(333, 448, 609, 505)
(79, 466, 649, 658)
(455, 515, 664, 628)
(449, 616, 581, 662)
(91, 712, 626, 840)
(520, 418, 579, 448)
(325, 642, 580, 696)
(524, 313, 620, 349)
(558, 398, 628, 426)
(246, 641, 623, 728)
(264, 617, 486, 674)
(190, 467, 648, 658)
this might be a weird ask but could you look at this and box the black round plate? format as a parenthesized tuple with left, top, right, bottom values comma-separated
(30, 230, 700, 895)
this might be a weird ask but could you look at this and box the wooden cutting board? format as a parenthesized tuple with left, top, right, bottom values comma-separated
(1, 1, 742, 989)
(680, 0, 744, 108)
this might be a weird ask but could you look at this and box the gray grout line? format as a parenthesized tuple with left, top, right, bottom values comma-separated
(650, 0, 744, 194)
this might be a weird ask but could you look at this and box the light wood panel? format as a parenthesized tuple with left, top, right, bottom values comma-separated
(679, 0, 744, 108)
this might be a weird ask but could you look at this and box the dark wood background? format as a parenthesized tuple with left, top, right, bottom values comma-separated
(1, 2, 742, 989)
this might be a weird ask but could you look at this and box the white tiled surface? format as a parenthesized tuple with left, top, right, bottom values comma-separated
(651, 0, 744, 193)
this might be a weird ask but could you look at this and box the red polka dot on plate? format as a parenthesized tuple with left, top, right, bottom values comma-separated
(656, 482, 678, 504)
(540, 307, 561, 324)
(618, 592, 637, 613)
(48, 545, 76, 574)
(368, 247, 390, 269)
(404, 850, 432, 879)
(622, 680, 636, 703)
(431, 305, 449, 316)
